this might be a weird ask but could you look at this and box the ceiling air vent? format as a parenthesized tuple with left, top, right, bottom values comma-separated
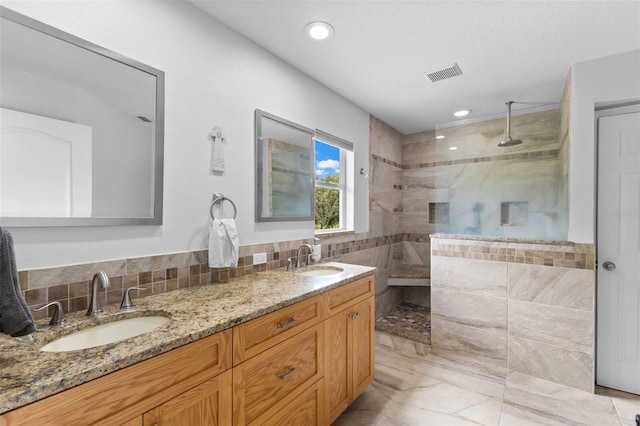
(426, 63, 463, 83)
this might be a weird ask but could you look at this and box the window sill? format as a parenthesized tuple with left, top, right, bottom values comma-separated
(315, 229, 355, 238)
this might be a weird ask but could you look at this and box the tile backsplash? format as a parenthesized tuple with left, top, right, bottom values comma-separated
(21, 232, 423, 321)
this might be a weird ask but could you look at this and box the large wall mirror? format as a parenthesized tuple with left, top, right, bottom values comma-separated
(0, 7, 164, 227)
(255, 109, 314, 222)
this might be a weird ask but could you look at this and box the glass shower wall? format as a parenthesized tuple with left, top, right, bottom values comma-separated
(433, 105, 568, 240)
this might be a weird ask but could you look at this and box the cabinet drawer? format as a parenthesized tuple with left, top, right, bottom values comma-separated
(233, 324, 324, 426)
(324, 276, 374, 317)
(233, 295, 323, 364)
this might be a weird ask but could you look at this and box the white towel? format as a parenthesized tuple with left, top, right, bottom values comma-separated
(208, 218, 239, 268)
(210, 138, 225, 172)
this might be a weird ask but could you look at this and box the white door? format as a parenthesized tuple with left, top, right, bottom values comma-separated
(597, 108, 640, 394)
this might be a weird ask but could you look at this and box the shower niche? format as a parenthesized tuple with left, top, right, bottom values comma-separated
(501, 201, 529, 227)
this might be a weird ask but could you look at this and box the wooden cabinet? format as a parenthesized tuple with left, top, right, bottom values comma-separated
(2, 274, 376, 426)
(324, 277, 375, 424)
(232, 275, 375, 426)
(1, 330, 232, 426)
(143, 370, 232, 426)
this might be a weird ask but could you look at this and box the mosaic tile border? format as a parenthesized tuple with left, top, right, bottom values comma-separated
(431, 239, 595, 270)
(20, 233, 411, 319)
(371, 152, 402, 169)
(403, 149, 560, 170)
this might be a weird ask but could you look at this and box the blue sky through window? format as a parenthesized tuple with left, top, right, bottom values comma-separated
(315, 140, 340, 179)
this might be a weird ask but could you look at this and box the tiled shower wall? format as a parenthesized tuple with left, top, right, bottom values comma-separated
(427, 108, 564, 239)
(20, 115, 406, 321)
(431, 236, 596, 393)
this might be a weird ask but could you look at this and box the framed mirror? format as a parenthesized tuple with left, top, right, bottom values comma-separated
(0, 7, 164, 227)
(255, 109, 314, 222)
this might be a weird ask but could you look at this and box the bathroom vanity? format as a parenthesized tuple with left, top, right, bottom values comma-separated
(0, 262, 375, 425)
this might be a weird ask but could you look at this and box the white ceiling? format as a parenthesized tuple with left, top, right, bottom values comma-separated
(190, 0, 640, 135)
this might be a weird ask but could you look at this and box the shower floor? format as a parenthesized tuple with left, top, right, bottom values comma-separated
(375, 302, 431, 345)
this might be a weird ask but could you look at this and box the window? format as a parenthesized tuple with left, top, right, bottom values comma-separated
(314, 130, 353, 232)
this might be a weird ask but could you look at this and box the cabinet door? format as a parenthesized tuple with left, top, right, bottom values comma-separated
(263, 379, 326, 426)
(325, 308, 352, 424)
(353, 297, 375, 396)
(143, 370, 232, 426)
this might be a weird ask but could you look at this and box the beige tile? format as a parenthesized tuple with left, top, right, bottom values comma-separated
(127, 252, 190, 274)
(508, 336, 594, 392)
(503, 371, 619, 425)
(337, 331, 627, 426)
(432, 288, 507, 331)
(597, 386, 640, 426)
(402, 241, 430, 266)
(508, 299, 594, 353)
(411, 355, 506, 399)
(29, 260, 126, 289)
(432, 256, 507, 297)
(508, 263, 595, 311)
(406, 381, 493, 413)
(375, 331, 430, 358)
(458, 399, 503, 426)
(431, 318, 507, 365)
(500, 403, 575, 426)
(384, 398, 487, 426)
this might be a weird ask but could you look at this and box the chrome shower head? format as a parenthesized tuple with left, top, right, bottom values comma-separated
(498, 136, 523, 147)
(498, 101, 522, 147)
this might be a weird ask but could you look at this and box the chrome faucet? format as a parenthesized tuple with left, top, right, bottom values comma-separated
(87, 271, 110, 316)
(296, 244, 313, 268)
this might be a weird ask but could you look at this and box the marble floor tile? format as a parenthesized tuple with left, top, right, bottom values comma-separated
(503, 371, 620, 426)
(335, 332, 638, 426)
(597, 386, 640, 426)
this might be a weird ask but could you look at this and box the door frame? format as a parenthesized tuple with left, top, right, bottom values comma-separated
(594, 101, 640, 389)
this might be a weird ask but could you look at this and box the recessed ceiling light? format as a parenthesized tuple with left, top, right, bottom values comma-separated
(305, 21, 334, 40)
(454, 109, 471, 117)
(436, 135, 445, 140)
(449, 146, 458, 151)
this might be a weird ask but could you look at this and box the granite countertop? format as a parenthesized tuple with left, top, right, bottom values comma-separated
(0, 262, 376, 414)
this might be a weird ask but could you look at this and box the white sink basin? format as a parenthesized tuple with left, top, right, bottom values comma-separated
(297, 266, 344, 277)
(40, 316, 170, 352)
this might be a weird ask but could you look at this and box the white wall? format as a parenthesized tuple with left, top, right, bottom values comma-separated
(3, 1, 370, 270)
(569, 49, 640, 243)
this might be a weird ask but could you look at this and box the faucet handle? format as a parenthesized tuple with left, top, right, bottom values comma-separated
(32, 301, 66, 326)
(120, 287, 147, 310)
(286, 258, 294, 271)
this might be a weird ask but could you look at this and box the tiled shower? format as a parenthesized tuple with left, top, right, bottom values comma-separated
(377, 96, 573, 351)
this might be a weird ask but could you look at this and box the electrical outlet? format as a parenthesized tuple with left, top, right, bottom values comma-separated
(253, 252, 267, 265)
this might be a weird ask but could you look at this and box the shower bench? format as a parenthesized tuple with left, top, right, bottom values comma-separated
(387, 265, 430, 287)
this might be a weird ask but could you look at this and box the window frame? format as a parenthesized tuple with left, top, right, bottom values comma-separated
(313, 130, 353, 233)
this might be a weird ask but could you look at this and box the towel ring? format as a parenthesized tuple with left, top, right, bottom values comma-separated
(210, 193, 237, 220)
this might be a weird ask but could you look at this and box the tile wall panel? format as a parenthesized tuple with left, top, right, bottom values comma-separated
(432, 256, 507, 297)
(431, 318, 508, 367)
(508, 263, 595, 311)
(508, 299, 594, 353)
(432, 288, 507, 332)
(508, 336, 594, 392)
(431, 236, 596, 393)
